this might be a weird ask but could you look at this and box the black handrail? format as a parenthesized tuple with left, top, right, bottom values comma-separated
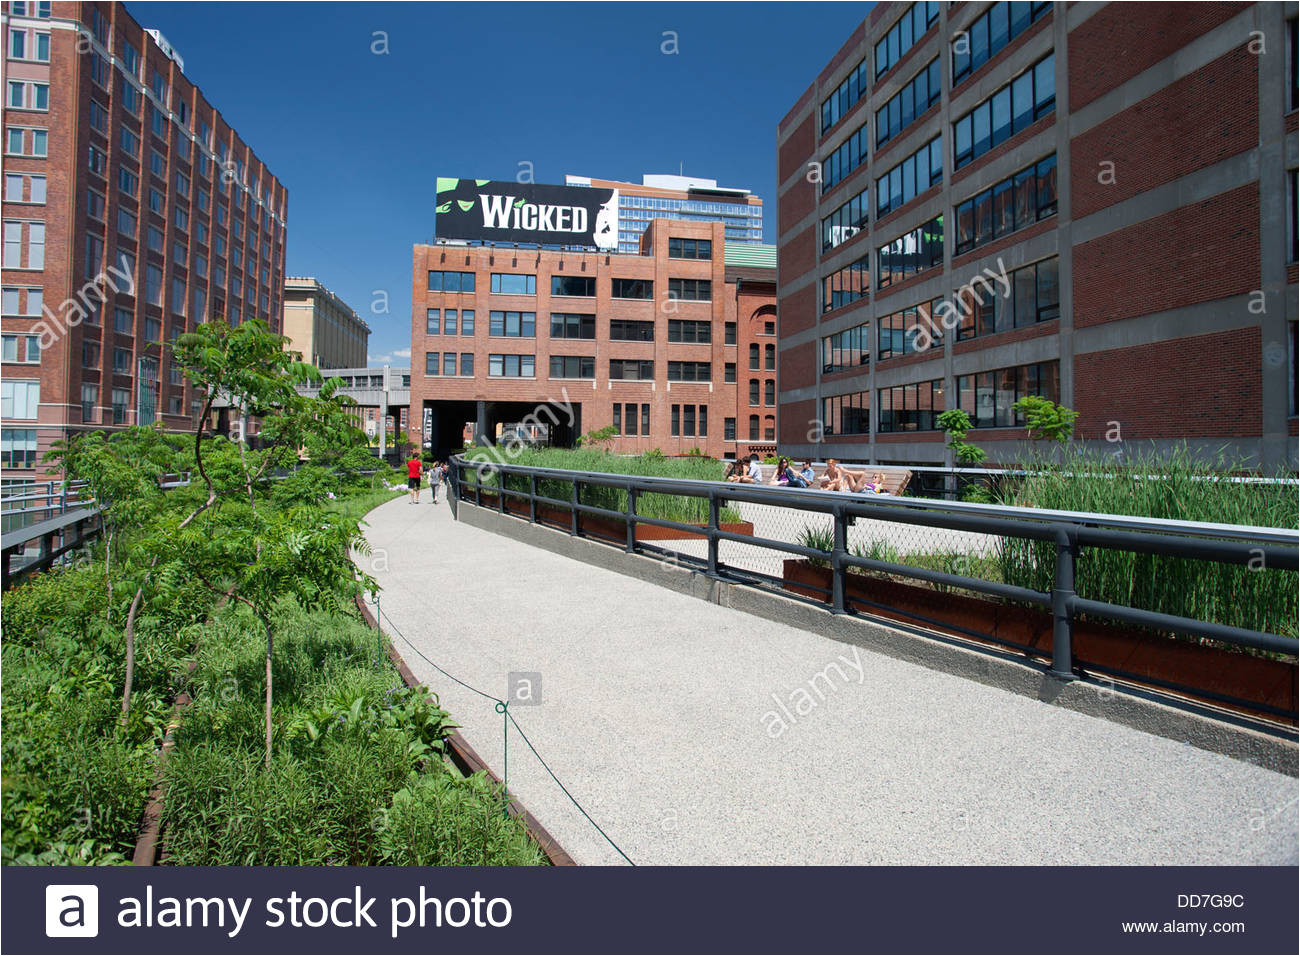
(449, 454, 1299, 682)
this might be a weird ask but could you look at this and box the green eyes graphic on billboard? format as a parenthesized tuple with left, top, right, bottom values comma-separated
(435, 178, 619, 250)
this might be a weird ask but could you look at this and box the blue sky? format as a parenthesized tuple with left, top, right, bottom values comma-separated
(131, 2, 871, 363)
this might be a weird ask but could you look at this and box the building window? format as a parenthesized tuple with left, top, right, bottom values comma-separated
(667, 278, 711, 302)
(822, 252, 870, 313)
(460, 353, 474, 376)
(748, 415, 760, 440)
(82, 339, 101, 368)
(1287, 168, 1298, 265)
(609, 319, 654, 341)
(549, 355, 595, 379)
(725, 321, 737, 345)
(113, 347, 132, 374)
(0, 380, 40, 419)
(952, 1, 1052, 84)
(957, 360, 1060, 428)
(668, 237, 712, 259)
(956, 257, 1059, 339)
(6, 126, 47, 157)
(822, 391, 871, 436)
(821, 58, 869, 133)
(443, 352, 456, 376)
(0, 429, 38, 469)
(428, 270, 476, 292)
(488, 310, 536, 337)
(119, 75, 140, 115)
(111, 388, 130, 424)
(724, 362, 736, 383)
(876, 136, 943, 220)
(4, 173, 45, 204)
(765, 344, 776, 371)
(611, 278, 653, 299)
(823, 322, 871, 372)
(551, 313, 596, 339)
(822, 187, 869, 251)
(954, 53, 1055, 170)
(724, 417, 736, 441)
(876, 58, 941, 149)
(955, 154, 1057, 255)
(613, 404, 622, 433)
(764, 380, 776, 406)
(489, 273, 536, 295)
(145, 265, 163, 305)
(642, 404, 650, 435)
(551, 275, 595, 297)
(822, 121, 869, 193)
(443, 309, 458, 335)
(1, 333, 39, 362)
(749, 378, 760, 406)
(81, 384, 99, 422)
(461, 309, 475, 335)
(877, 216, 944, 288)
(85, 234, 104, 278)
(609, 359, 654, 380)
(877, 379, 945, 432)
(749, 343, 760, 370)
(487, 354, 535, 378)
(875, 1, 940, 78)
(426, 309, 440, 335)
(668, 319, 711, 344)
(879, 297, 944, 359)
(668, 361, 710, 382)
(425, 351, 440, 375)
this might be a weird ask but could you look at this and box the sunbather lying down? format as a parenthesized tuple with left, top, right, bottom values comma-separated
(818, 460, 889, 493)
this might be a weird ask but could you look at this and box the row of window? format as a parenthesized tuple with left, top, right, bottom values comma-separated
(3, 172, 46, 203)
(877, 215, 945, 288)
(6, 79, 48, 110)
(747, 379, 778, 407)
(613, 403, 652, 436)
(878, 297, 944, 360)
(1, 333, 40, 363)
(822, 323, 870, 373)
(0, 380, 39, 419)
(822, 188, 870, 252)
(823, 122, 870, 194)
(423, 357, 728, 383)
(954, 53, 1055, 169)
(7, 26, 50, 62)
(954, 154, 1057, 255)
(875, 1, 940, 79)
(876, 135, 943, 219)
(425, 352, 476, 376)
(667, 237, 712, 260)
(670, 404, 709, 438)
(876, 58, 941, 149)
(822, 58, 869, 134)
(822, 253, 872, 314)
(432, 273, 710, 301)
(2, 220, 44, 269)
(958, 256, 1060, 339)
(952, 2, 1052, 85)
(822, 361, 1061, 434)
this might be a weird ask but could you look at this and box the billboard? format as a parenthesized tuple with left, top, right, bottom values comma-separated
(435, 178, 618, 250)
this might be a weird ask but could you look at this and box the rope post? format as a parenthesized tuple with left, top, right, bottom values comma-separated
(494, 700, 510, 819)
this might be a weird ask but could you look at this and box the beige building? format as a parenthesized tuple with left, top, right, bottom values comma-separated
(282, 276, 370, 369)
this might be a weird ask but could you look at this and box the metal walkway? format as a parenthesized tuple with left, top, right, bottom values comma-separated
(356, 495, 1297, 866)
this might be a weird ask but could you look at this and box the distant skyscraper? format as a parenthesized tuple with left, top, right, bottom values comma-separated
(565, 174, 764, 254)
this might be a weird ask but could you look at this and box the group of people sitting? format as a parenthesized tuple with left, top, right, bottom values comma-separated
(722, 455, 889, 494)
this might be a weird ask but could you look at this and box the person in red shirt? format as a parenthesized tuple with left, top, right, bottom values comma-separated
(406, 453, 423, 504)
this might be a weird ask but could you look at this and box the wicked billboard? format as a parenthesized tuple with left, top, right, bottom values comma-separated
(435, 178, 619, 250)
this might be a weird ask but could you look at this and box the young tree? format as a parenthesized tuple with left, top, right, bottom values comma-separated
(1012, 396, 1079, 444)
(158, 319, 376, 767)
(936, 409, 987, 466)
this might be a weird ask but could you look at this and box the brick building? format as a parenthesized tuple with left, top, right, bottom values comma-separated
(410, 218, 778, 460)
(1, 0, 287, 484)
(775, 1, 1297, 470)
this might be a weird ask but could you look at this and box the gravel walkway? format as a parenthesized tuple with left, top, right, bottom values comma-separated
(355, 495, 1297, 866)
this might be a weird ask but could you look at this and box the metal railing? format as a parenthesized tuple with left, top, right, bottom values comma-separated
(0, 480, 94, 534)
(450, 455, 1299, 688)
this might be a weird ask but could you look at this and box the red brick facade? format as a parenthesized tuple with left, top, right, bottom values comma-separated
(409, 220, 777, 459)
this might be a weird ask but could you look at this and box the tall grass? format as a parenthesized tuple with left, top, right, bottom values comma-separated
(997, 447, 1298, 639)
(462, 447, 741, 524)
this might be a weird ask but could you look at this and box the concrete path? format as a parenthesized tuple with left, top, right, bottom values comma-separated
(356, 495, 1298, 866)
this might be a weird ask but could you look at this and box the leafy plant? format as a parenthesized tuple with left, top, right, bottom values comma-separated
(576, 425, 618, 450)
(937, 409, 987, 466)
(1012, 396, 1078, 444)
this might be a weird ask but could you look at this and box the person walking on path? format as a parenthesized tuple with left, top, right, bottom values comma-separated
(406, 452, 423, 504)
(430, 460, 440, 504)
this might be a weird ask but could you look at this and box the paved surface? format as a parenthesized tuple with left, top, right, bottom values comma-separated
(355, 495, 1298, 866)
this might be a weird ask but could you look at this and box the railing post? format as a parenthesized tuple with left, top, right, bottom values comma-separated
(474, 465, 482, 508)
(831, 505, 848, 614)
(570, 479, 581, 536)
(625, 484, 638, 553)
(707, 492, 721, 578)
(529, 474, 537, 524)
(498, 467, 507, 514)
(1050, 526, 1077, 680)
